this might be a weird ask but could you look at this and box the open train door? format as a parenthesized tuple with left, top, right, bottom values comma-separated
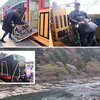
(31, 0, 50, 46)
(32, 8, 49, 46)
(12, 0, 38, 42)
(0, 55, 20, 82)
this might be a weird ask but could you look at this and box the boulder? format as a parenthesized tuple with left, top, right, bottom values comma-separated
(67, 64, 77, 72)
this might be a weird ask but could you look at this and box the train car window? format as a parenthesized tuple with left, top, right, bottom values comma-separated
(4, 2, 26, 20)
(51, 0, 99, 14)
(6, 9, 12, 15)
(50, 0, 75, 14)
(13, 55, 25, 62)
(44, 0, 49, 8)
(50, 0, 75, 5)
(77, 0, 99, 14)
(2, 61, 8, 75)
(29, 0, 38, 28)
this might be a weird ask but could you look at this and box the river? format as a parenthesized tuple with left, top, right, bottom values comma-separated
(2, 80, 100, 100)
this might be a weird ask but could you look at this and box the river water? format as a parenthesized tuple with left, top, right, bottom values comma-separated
(3, 81, 100, 100)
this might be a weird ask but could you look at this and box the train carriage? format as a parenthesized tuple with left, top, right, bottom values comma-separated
(0, 54, 29, 82)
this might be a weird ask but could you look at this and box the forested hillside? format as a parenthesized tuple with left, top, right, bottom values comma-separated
(34, 48, 100, 82)
(35, 48, 100, 68)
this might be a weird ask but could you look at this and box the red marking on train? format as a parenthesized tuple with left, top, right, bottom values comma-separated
(0, 73, 12, 80)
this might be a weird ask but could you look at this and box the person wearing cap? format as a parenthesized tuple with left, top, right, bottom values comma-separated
(69, 2, 96, 46)
(1, 9, 25, 43)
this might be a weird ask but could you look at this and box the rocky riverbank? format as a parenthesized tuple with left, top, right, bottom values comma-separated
(0, 82, 65, 99)
(1, 76, 100, 100)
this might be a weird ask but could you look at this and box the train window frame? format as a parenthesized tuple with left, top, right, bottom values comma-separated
(44, 0, 49, 8)
(50, 0, 75, 6)
(1, 61, 8, 76)
(4, 1, 26, 19)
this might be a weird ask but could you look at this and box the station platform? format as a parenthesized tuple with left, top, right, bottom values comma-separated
(0, 24, 41, 47)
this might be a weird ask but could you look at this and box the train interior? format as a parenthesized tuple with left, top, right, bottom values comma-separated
(50, 0, 100, 46)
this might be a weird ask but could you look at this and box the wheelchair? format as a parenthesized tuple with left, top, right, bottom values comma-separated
(72, 24, 98, 46)
(14, 24, 33, 39)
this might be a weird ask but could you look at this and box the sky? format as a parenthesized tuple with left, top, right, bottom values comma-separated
(0, 0, 8, 7)
(0, 51, 35, 62)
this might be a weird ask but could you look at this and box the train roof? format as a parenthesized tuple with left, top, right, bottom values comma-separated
(0, 54, 13, 60)
(0, 54, 24, 60)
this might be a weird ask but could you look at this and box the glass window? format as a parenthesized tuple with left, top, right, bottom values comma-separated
(50, 0, 100, 14)
(77, 0, 100, 14)
(44, 0, 49, 8)
(50, 0, 75, 5)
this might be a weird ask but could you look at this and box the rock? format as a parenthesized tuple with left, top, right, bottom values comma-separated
(56, 61, 64, 67)
(67, 64, 77, 72)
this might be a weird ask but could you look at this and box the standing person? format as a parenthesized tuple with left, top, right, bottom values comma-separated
(69, 2, 97, 46)
(1, 9, 25, 43)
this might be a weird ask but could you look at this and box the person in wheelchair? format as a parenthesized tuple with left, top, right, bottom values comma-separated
(69, 2, 97, 46)
(1, 9, 26, 43)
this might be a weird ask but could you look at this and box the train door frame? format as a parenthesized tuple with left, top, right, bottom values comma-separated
(30, 0, 50, 46)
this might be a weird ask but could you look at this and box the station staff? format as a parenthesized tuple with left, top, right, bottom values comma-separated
(1, 9, 25, 43)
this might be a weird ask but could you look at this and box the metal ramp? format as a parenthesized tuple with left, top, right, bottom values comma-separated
(12, 25, 38, 42)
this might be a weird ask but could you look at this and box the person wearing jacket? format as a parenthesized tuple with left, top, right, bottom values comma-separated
(1, 9, 25, 43)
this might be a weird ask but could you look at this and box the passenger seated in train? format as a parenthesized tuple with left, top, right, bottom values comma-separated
(69, 2, 97, 46)
(1, 9, 26, 43)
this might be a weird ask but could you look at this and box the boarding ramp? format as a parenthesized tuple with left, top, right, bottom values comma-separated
(12, 25, 37, 43)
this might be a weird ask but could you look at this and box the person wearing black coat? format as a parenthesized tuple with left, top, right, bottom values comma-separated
(1, 9, 25, 43)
